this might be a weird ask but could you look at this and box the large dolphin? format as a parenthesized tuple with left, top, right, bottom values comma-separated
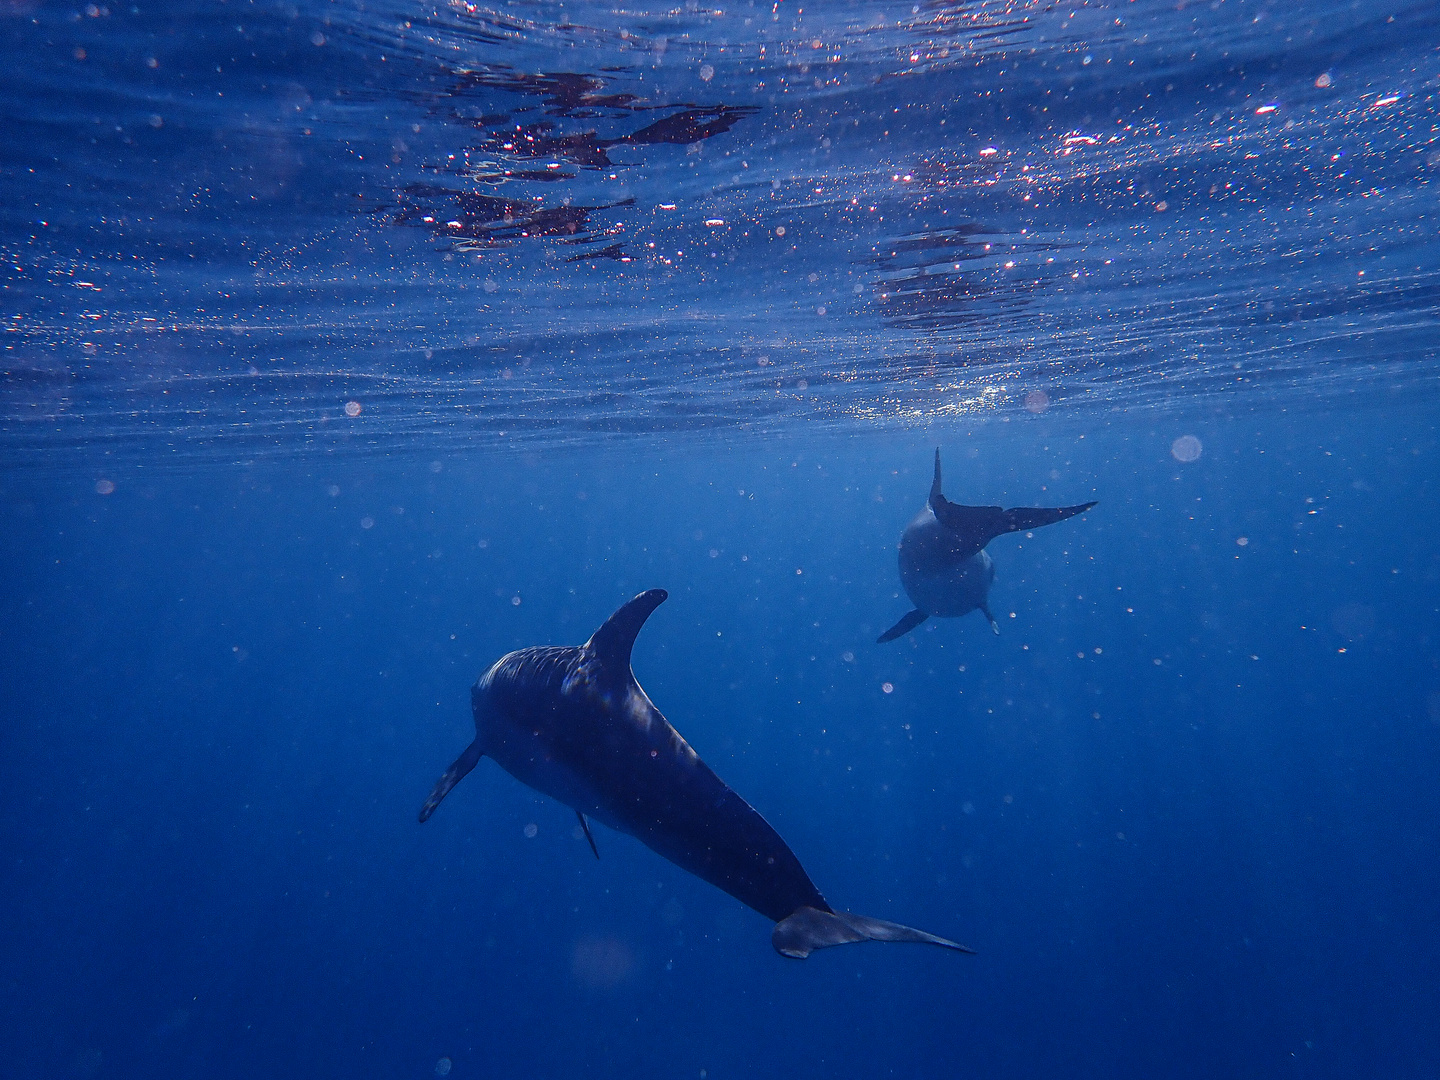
(420, 589, 971, 960)
(878, 449, 1096, 643)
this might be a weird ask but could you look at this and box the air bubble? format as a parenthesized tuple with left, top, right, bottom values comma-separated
(1171, 435, 1202, 462)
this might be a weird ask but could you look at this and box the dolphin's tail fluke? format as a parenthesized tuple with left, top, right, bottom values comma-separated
(929, 448, 1097, 559)
(418, 739, 483, 823)
(771, 905, 975, 959)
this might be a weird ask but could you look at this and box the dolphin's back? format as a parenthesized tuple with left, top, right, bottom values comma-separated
(480, 644, 829, 925)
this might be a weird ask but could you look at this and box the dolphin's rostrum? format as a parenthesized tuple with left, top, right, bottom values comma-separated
(878, 449, 1096, 643)
(420, 589, 971, 959)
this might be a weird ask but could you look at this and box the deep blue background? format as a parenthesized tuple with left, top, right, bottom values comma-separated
(3, 409, 1438, 1079)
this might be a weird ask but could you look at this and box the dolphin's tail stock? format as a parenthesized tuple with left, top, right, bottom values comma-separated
(771, 905, 975, 959)
(418, 739, 483, 823)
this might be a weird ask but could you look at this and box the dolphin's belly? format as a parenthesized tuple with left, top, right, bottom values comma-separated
(900, 544, 994, 617)
(485, 723, 612, 821)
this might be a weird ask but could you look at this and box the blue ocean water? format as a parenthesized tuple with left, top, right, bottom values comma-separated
(3, 0, 1440, 1077)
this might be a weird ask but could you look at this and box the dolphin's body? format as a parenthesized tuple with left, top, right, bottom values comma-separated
(878, 450, 1096, 643)
(420, 589, 971, 959)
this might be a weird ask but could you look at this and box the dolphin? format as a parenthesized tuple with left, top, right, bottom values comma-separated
(877, 449, 1096, 643)
(420, 589, 972, 960)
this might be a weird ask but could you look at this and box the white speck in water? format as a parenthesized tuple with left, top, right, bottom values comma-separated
(435, 1058, 452, 1076)
(699, 63, 714, 82)
(327, 484, 340, 497)
(524, 823, 537, 838)
(511, 595, 521, 606)
(360, 516, 374, 529)
(95, 479, 115, 495)
(344, 400, 361, 417)
(882, 682, 894, 694)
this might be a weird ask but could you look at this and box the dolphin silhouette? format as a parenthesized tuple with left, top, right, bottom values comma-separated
(878, 449, 1096, 643)
(420, 589, 972, 959)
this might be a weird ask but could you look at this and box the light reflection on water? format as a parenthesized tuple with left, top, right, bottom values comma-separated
(2, 0, 1438, 463)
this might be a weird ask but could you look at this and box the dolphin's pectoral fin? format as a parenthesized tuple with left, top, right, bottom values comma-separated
(576, 811, 599, 859)
(877, 608, 929, 643)
(979, 602, 1001, 635)
(772, 906, 975, 959)
(585, 589, 669, 672)
(418, 739, 483, 823)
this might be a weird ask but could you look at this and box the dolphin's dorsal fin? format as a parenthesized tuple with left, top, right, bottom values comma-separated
(929, 447, 944, 506)
(585, 589, 669, 672)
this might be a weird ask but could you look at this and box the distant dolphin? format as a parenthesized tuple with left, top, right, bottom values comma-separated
(420, 589, 972, 960)
(878, 449, 1096, 643)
